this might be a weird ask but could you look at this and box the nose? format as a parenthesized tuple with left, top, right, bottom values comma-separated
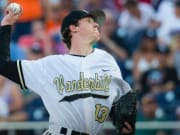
(94, 22, 99, 29)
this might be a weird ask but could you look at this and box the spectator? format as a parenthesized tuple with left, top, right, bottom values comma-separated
(18, 19, 53, 56)
(43, 0, 64, 33)
(156, 0, 180, 45)
(140, 45, 179, 95)
(0, 76, 25, 135)
(42, 0, 69, 54)
(140, 45, 179, 120)
(133, 29, 159, 89)
(154, 0, 174, 24)
(27, 43, 45, 60)
(0, 76, 23, 116)
(136, 93, 169, 135)
(118, 0, 156, 54)
(170, 31, 180, 80)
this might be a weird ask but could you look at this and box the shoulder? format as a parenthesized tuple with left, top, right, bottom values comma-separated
(37, 54, 66, 62)
(94, 48, 114, 59)
(21, 54, 67, 67)
(93, 48, 119, 68)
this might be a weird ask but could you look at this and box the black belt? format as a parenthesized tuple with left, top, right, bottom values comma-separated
(60, 127, 89, 135)
(45, 127, 89, 135)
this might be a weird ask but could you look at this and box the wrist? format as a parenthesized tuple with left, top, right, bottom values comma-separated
(0, 25, 12, 31)
(1, 20, 14, 26)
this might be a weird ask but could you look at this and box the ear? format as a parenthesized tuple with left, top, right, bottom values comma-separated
(69, 24, 78, 33)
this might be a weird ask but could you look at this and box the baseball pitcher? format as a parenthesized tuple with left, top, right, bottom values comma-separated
(0, 3, 136, 135)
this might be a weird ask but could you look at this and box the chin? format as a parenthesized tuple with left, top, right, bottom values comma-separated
(96, 36, 100, 41)
(91, 34, 100, 43)
(91, 38, 99, 44)
(95, 34, 100, 40)
(94, 37, 100, 42)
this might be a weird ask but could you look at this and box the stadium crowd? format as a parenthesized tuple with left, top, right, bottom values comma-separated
(0, 0, 180, 135)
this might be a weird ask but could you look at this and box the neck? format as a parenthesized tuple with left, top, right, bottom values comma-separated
(0, 80, 5, 90)
(69, 45, 93, 56)
(69, 37, 94, 56)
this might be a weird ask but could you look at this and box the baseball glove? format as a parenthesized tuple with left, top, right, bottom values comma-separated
(110, 90, 137, 135)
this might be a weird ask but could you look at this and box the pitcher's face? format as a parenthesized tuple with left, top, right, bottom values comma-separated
(76, 17, 100, 42)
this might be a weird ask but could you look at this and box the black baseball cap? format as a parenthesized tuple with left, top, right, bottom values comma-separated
(61, 10, 106, 36)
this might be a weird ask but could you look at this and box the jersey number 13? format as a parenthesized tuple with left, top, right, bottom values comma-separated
(95, 104, 109, 123)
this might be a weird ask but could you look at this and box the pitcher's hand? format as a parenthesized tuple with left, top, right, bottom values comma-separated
(1, 3, 22, 26)
(121, 122, 134, 135)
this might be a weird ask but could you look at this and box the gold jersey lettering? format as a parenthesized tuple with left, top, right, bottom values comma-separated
(66, 81, 73, 92)
(53, 72, 112, 94)
(53, 75, 65, 95)
(89, 78, 96, 90)
(102, 74, 111, 91)
(77, 72, 84, 91)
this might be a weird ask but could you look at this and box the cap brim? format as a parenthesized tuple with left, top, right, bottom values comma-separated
(88, 10, 106, 26)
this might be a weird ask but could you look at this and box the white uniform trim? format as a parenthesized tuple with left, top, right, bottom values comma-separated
(17, 60, 26, 89)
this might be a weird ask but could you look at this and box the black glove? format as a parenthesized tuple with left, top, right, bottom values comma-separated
(110, 90, 137, 135)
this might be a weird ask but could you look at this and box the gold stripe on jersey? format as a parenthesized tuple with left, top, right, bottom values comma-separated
(17, 60, 26, 89)
(53, 72, 112, 95)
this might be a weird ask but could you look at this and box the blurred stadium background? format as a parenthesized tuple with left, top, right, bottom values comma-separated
(1, 0, 180, 135)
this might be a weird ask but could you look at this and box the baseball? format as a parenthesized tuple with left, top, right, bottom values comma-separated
(8, 2, 22, 14)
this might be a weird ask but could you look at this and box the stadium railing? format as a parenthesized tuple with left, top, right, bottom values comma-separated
(0, 121, 180, 135)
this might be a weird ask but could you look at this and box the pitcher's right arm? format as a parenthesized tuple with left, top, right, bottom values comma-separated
(0, 4, 22, 86)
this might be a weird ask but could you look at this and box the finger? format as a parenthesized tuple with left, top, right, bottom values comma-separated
(4, 7, 16, 18)
(5, 7, 22, 20)
(124, 122, 133, 130)
(5, 3, 22, 16)
(122, 127, 131, 134)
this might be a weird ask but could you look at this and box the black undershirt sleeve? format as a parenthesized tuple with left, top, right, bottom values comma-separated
(0, 25, 11, 60)
(0, 60, 20, 84)
(0, 25, 21, 86)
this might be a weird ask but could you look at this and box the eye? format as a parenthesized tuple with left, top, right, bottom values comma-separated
(87, 18, 93, 23)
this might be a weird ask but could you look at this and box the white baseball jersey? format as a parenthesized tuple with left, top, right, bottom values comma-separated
(17, 48, 131, 135)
